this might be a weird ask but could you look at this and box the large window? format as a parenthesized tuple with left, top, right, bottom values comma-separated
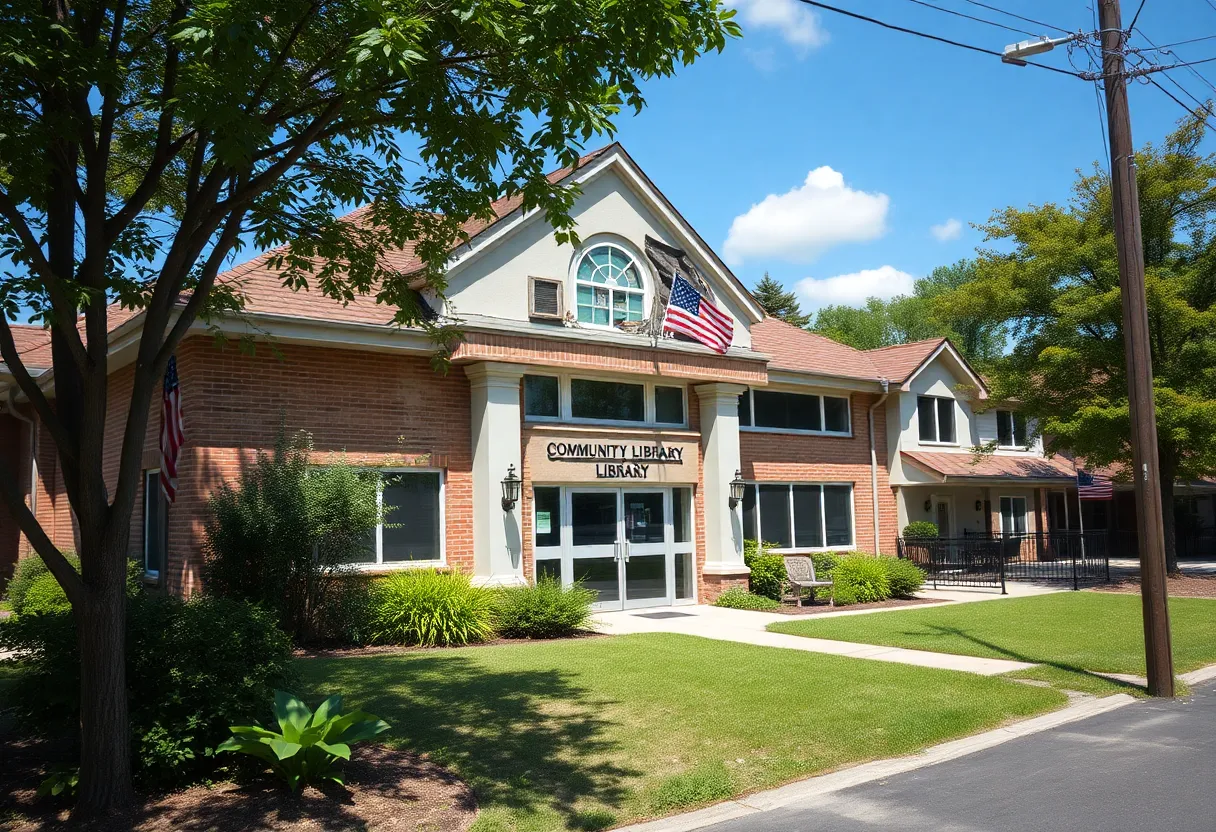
(737, 388, 851, 435)
(997, 409, 1028, 448)
(142, 470, 168, 579)
(918, 395, 956, 443)
(999, 496, 1028, 536)
(350, 470, 444, 566)
(741, 483, 854, 549)
(575, 243, 646, 327)
(523, 374, 686, 427)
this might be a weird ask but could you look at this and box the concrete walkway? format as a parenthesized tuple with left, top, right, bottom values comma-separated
(593, 602, 1036, 676)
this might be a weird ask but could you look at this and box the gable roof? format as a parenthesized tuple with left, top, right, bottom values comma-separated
(750, 317, 881, 381)
(865, 339, 946, 383)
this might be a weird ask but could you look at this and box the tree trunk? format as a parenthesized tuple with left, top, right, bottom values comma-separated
(73, 536, 135, 817)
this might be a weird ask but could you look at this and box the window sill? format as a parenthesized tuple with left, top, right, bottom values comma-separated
(918, 440, 960, 447)
(767, 545, 856, 555)
(741, 426, 852, 438)
(344, 561, 447, 575)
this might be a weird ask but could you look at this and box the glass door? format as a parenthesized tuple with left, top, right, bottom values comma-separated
(569, 489, 624, 610)
(622, 490, 669, 608)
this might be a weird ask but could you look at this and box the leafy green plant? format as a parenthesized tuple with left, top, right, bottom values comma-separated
(902, 521, 940, 539)
(494, 578, 595, 639)
(6, 552, 79, 612)
(811, 551, 841, 580)
(370, 569, 495, 647)
(10, 556, 142, 616)
(882, 557, 926, 598)
(743, 540, 786, 600)
(831, 556, 892, 606)
(713, 586, 780, 611)
(218, 691, 389, 792)
(36, 766, 79, 800)
(18, 572, 74, 616)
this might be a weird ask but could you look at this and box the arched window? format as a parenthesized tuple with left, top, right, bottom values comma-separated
(574, 243, 646, 327)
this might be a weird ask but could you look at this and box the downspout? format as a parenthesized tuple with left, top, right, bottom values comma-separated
(4, 385, 38, 533)
(868, 378, 890, 554)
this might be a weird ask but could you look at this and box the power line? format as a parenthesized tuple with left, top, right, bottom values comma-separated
(958, 0, 1072, 35)
(1092, 77, 1111, 174)
(794, 0, 1084, 78)
(1133, 28, 1216, 96)
(1127, 0, 1148, 34)
(1146, 73, 1216, 127)
(1135, 34, 1216, 52)
(898, 0, 1039, 38)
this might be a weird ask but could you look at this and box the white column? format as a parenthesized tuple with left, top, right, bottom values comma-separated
(694, 383, 749, 575)
(465, 362, 526, 586)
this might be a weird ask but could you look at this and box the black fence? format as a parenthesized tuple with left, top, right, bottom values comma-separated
(1104, 530, 1216, 561)
(897, 532, 1112, 593)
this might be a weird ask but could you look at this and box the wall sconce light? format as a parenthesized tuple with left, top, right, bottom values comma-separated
(924, 499, 933, 512)
(501, 464, 521, 512)
(975, 500, 983, 512)
(728, 470, 747, 510)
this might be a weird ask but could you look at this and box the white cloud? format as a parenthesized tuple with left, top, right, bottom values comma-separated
(793, 265, 916, 311)
(730, 0, 828, 51)
(723, 167, 890, 264)
(930, 218, 963, 241)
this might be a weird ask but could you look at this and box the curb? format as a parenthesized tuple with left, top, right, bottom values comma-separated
(612, 693, 1137, 832)
(1180, 663, 1216, 685)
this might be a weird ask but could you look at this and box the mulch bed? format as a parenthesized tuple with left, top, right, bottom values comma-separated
(1, 739, 477, 832)
(768, 597, 946, 616)
(1091, 571, 1216, 599)
(295, 629, 605, 659)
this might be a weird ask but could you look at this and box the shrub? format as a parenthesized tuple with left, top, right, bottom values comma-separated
(743, 539, 786, 600)
(6, 552, 79, 613)
(713, 586, 780, 611)
(902, 521, 940, 539)
(810, 551, 841, 580)
(830, 555, 892, 606)
(370, 570, 495, 646)
(0, 593, 296, 789)
(217, 691, 389, 792)
(494, 578, 595, 639)
(18, 572, 74, 616)
(313, 575, 378, 646)
(9, 555, 142, 616)
(202, 429, 382, 644)
(883, 557, 926, 598)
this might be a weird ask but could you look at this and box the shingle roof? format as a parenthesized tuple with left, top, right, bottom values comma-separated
(902, 450, 1077, 480)
(6, 324, 53, 369)
(749, 317, 881, 380)
(865, 338, 948, 384)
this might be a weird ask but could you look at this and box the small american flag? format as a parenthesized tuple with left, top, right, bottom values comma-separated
(1077, 470, 1113, 501)
(159, 355, 185, 503)
(662, 274, 734, 354)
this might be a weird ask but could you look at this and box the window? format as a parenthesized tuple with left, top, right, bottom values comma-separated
(997, 409, 1028, 448)
(350, 471, 444, 566)
(571, 378, 645, 422)
(142, 470, 168, 579)
(999, 496, 1027, 536)
(654, 386, 685, 424)
(524, 375, 560, 418)
(533, 486, 562, 549)
(575, 243, 645, 327)
(918, 395, 956, 443)
(741, 483, 854, 549)
(737, 388, 851, 435)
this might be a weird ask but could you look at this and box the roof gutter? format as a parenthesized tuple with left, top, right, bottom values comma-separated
(868, 378, 890, 554)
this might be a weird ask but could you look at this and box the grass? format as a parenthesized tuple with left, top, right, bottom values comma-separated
(768, 592, 1216, 695)
(299, 633, 1064, 832)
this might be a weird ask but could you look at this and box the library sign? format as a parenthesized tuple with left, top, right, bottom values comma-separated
(526, 433, 699, 483)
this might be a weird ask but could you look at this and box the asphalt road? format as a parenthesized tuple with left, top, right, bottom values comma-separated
(704, 680, 1216, 832)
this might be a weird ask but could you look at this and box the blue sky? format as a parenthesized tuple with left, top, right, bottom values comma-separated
(603, 0, 1216, 312)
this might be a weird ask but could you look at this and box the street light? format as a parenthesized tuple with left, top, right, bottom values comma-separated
(1002, 34, 1078, 65)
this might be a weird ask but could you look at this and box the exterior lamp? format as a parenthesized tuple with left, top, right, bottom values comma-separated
(924, 499, 933, 512)
(728, 470, 746, 510)
(976, 500, 983, 512)
(1001, 33, 1078, 65)
(501, 464, 521, 512)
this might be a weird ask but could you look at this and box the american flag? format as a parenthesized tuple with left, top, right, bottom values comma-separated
(1077, 470, 1113, 500)
(662, 274, 734, 354)
(159, 355, 185, 503)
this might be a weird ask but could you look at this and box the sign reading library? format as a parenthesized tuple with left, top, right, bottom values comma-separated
(527, 434, 699, 483)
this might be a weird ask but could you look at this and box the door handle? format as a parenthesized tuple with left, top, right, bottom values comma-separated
(624, 539, 631, 562)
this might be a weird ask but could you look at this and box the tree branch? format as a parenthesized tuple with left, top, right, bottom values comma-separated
(0, 450, 85, 605)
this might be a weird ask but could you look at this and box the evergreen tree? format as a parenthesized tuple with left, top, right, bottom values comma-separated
(753, 273, 811, 327)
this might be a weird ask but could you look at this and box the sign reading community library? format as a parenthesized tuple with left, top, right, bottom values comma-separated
(527, 433, 699, 483)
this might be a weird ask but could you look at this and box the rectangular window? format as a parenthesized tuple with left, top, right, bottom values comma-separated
(524, 375, 560, 418)
(673, 487, 692, 544)
(533, 486, 561, 548)
(744, 483, 854, 550)
(740, 389, 850, 434)
(570, 378, 645, 422)
(918, 395, 957, 443)
(738, 390, 751, 427)
(382, 472, 443, 562)
(823, 396, 851, 433)
(143, 470, 167, 579)
(999, 496, 1028, 536)
(654, 386, 685, 424)
(996, 410, 1027, 448)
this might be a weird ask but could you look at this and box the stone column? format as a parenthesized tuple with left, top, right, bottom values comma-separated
(465, 362, 526, 586)
(694, 383, 749, 585)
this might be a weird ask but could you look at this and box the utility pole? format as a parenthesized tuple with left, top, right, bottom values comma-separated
(1097, 0, 1174, 697)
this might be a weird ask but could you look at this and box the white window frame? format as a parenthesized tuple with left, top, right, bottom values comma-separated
(996, 409, 1028, 449)
(521, 372, 689, 429)
(362, 467, 447, 570)
(142, 469, 167, 580)
(743, 481, 857, 552)
(738, 387, 853, 437)
(570, 241, 650, 330)
(999, 495, 1028, 536)
(917, 395, 958, 445)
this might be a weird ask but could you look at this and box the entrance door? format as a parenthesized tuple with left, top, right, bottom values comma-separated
(622, 490, 669, 609)
(934, 497, 952, 537)
(569, 489, 624, 610)
(568, 488, 674, 610)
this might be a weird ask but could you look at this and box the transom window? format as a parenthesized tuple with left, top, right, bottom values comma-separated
(575, 243, 646, 327)
(523, 374, 686, 426)
(997, 410, 1028, 448)
(737, 388, 851, 435)
(741, 483, 855, 549)
(918, 395, 956, 443)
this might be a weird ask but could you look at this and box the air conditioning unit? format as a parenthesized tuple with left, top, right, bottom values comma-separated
(528, 276, 564, 321)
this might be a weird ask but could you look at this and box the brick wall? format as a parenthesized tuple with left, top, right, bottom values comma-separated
(0, 414, 25, 587)
(739, 392, 898, 555)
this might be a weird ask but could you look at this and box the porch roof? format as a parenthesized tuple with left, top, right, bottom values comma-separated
(902, 450, 1078, 482)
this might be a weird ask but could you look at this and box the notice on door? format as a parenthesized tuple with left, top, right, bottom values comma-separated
(526, 432, 699, 484)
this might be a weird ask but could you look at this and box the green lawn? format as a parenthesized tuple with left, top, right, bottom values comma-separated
(299, 633, 1063, 832)
(768, 593, 1216, 694)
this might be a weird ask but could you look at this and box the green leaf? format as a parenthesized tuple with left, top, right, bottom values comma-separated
(273, 691, 311, 742)
(316, 741, 351, 760)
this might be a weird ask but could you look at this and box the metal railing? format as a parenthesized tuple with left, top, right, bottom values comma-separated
(897, 531, 1112, 593)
